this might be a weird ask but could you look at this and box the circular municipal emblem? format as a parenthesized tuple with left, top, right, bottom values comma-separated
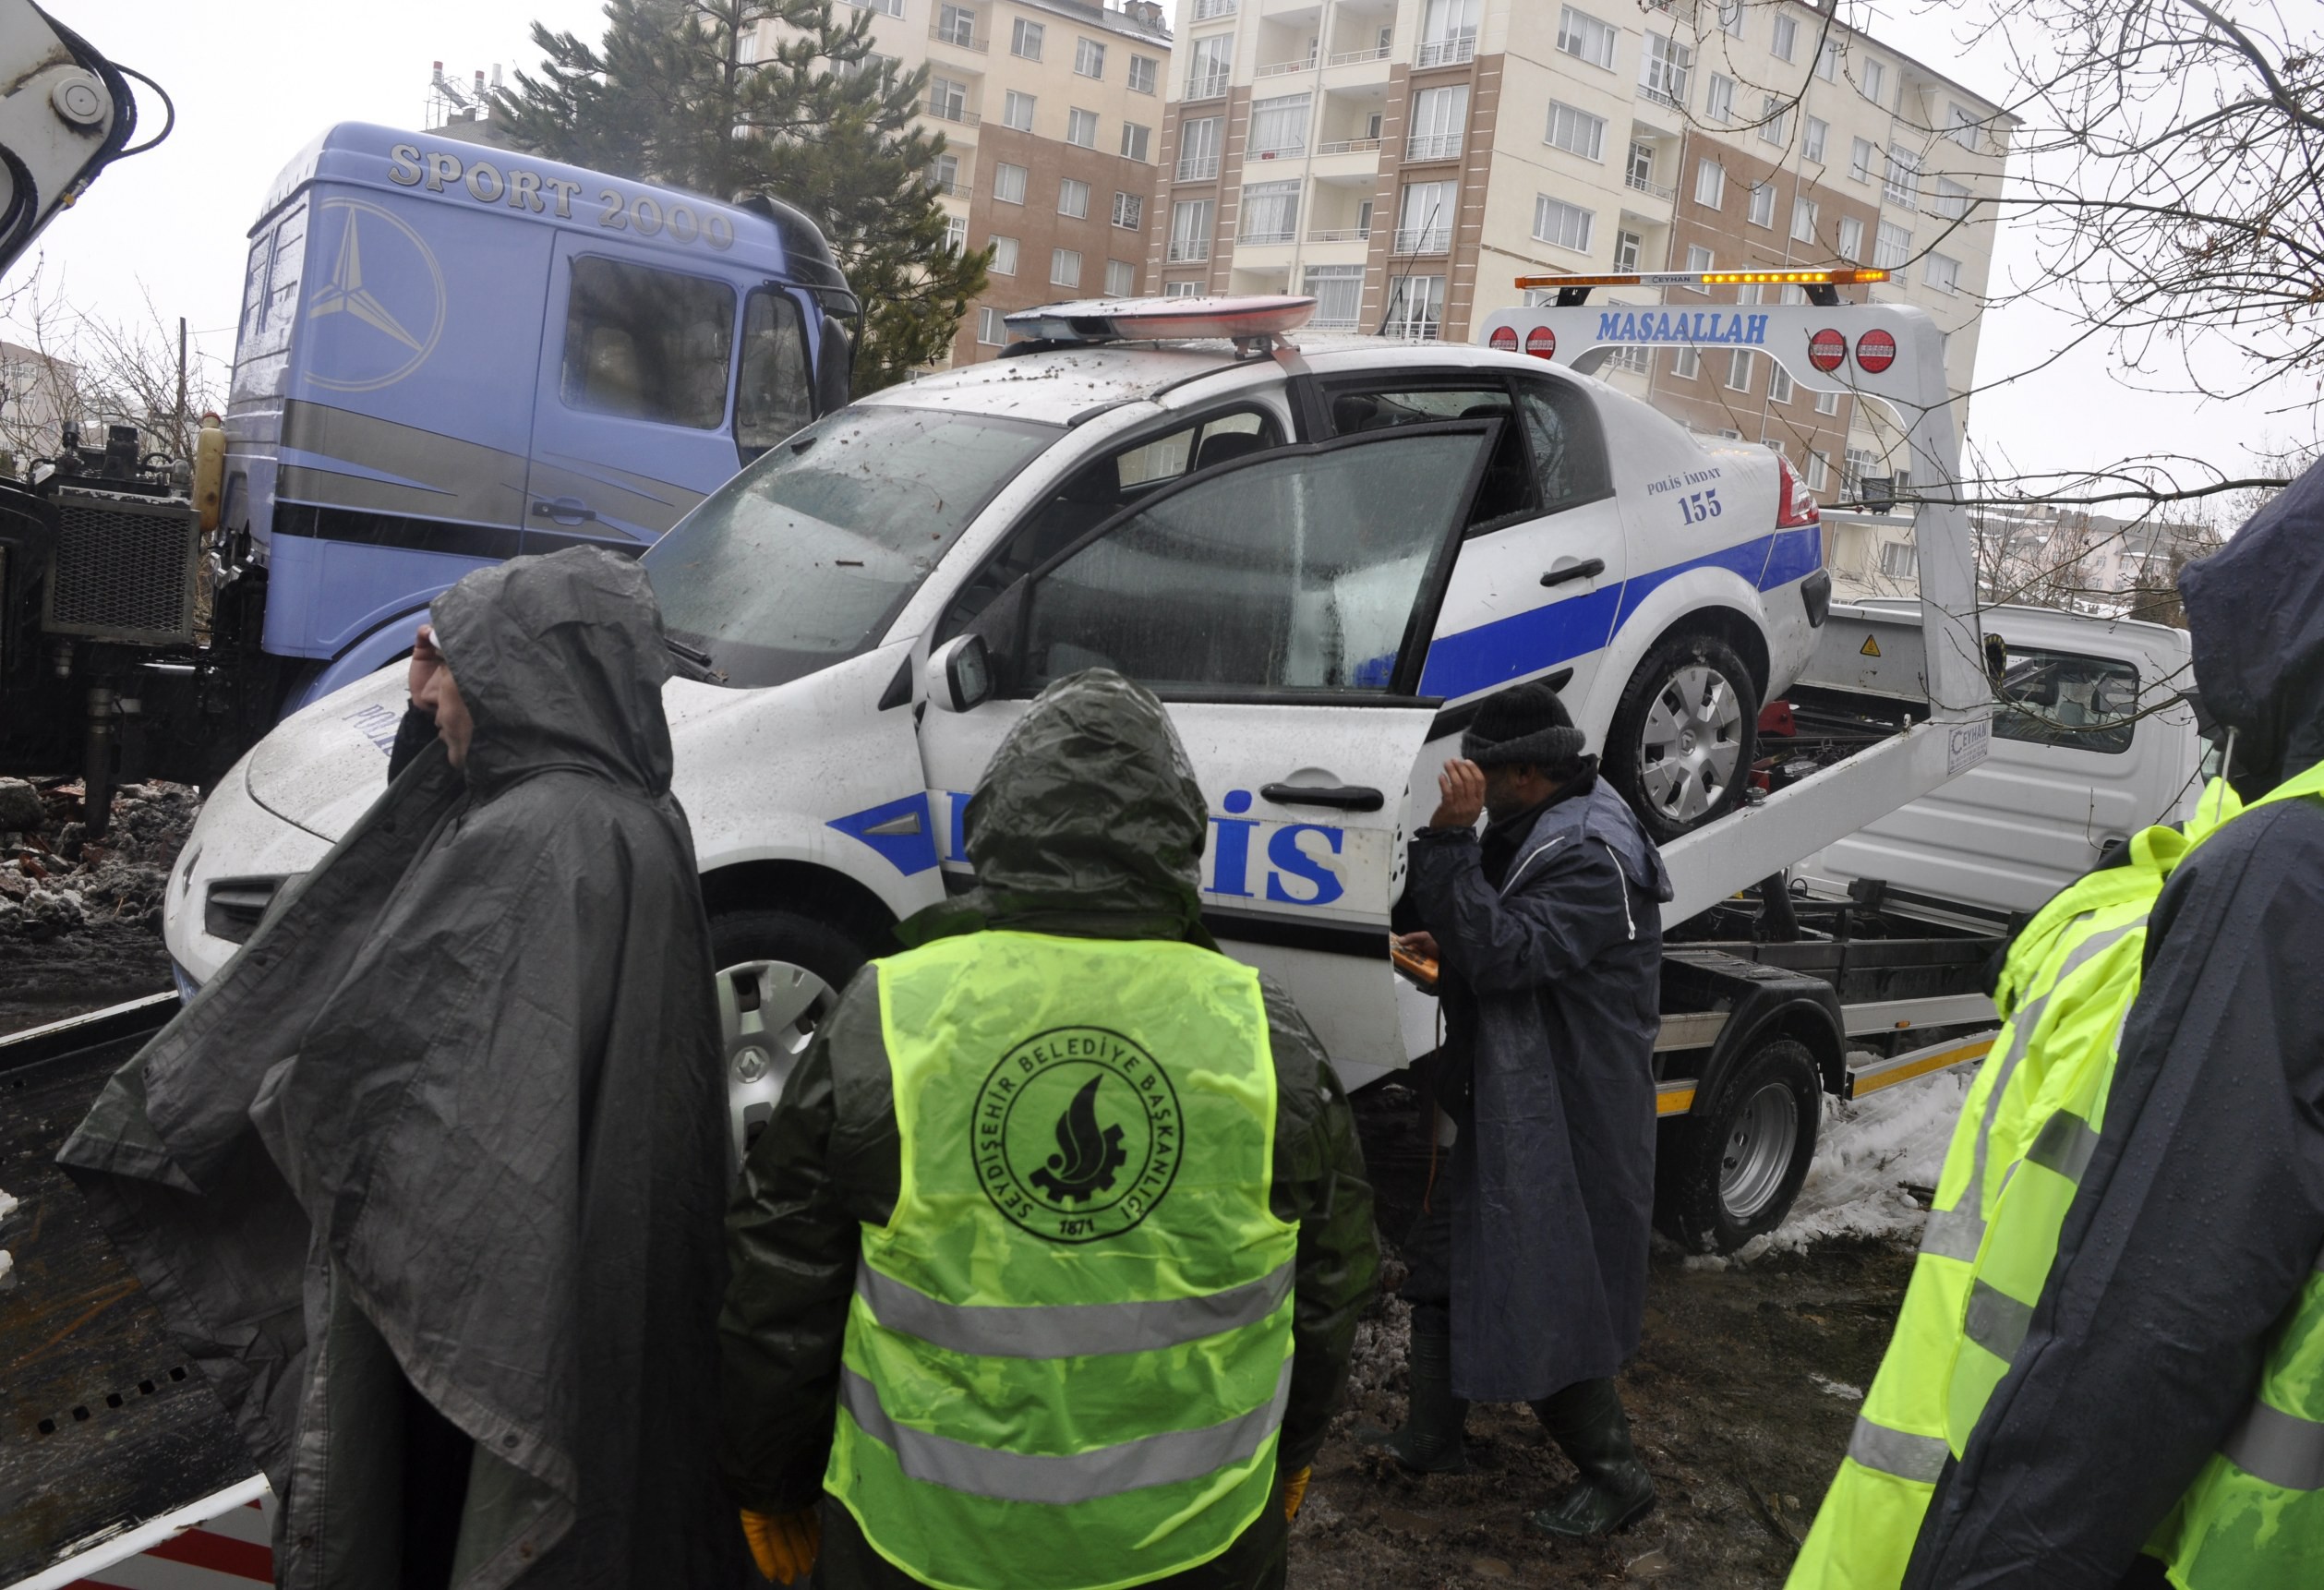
(305, 199, 448, 392)
(973, 1026, 1183, 1244)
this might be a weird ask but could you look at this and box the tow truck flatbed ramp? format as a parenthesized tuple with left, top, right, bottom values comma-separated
(0, 994, 261, 1588)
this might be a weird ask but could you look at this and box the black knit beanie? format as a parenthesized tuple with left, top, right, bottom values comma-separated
(1462, 679, 1586, 768)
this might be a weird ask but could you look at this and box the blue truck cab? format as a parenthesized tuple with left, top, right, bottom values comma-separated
(224, 123, 854, 708)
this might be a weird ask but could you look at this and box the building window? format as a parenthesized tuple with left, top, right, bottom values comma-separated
(1534, 195, 1595, 253)
(1605, 344, 1651, 375)
(1382, 274, 1444, 340)
(1112, 190, 1144, 230)
(1305, 263, 1363, 328)
(1836, 214, 1865, 260)
(1168, 199, 1214, 262)
(1768, 360, 1795, 404)
(1806, 450, 1830, 490)
(1924, 252, 1961, 294)
(1626, 139, 1656, 193)
(1251, 92, 1313, 158)
(1748, 182, 1776, 228)
(1614, 228, 1643, 271)
(1880, 540, 1919, 579)
(1121, 122, 1151, 162)
(1672, 344, 1702, 379)
(1177, 116, 1222, 180)
(1163, 279, 1201, 297)
(1240, 179, 1300, 244)
(1772, 11, 1799, 59)
(1193, 0, 1236, 17)
(1718, 0, 1745, 38)
(1685, 244, 1714, 285)
(1933, 177, 1971, 220)
(1817, 38, 1840, 80)
(1849, 137, 1875, 183)
(993, 163, 1028, 204)
(1884, 148, 1921, 208)
(1815, 387, 1840, 416)
(1844, 445, 1878, 493)
(977, 307, 1005, 345)
(1861, 58, 1887, 103)
(928, 76, 969, 121)
(1694, 157, 1726, 208)
(1011, 18, 1043, 59)
(1065, 108, 1098, 148)
(1417, 0, 1480, 67)
(990, 235, 1019, 274)
(1058, 177, 1090, 218)
(1557, 6, 1617, 69)
(1395, 180, 1456, 253)
(945, 215, 969, 252)
(1949, 103, 1981, 151)
(1188, 35, 1234, 100)
(932, 152, 961, 194)
(1791, 195, 1818, 243)
(1781, 283, 1808, 305)
(1641, 33, 1692, 109)
(1051, 247, 1081, 288)
(1002, 90, 1035, 131)
(1760, 95, 1788, 145)
(935, 5, 975, 47)
(1803, 115, 1828, 163)
(1705, 74, 1736, 125)
(1104, 259, 1137, 297)
(1128, 54, 1158, 94)
(1075, 37, 1105, 78)
(1727, 349, 1754, 391)
(1874, 220, 1912, 269)
(1407, 85, 1468, 161)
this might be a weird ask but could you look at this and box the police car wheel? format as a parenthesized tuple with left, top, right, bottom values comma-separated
(1604, 632, 1760, 843)
(709, 909, 870, 1176)
(1654, 1037, 1821, 1254)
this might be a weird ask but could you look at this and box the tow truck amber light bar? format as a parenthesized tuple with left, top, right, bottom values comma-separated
(1003, 295, 1317, 345)
(1512, 268, 1890, 290)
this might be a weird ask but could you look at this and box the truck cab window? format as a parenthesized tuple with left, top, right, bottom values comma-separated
(1325, 384, 1535, 528)
(735, 290, 815, 462)
(939, 406, 1284, 638)
(560, 256, 737, 430)
(1993, 647, 2139, 754)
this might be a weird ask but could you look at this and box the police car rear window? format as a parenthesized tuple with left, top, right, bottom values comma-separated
(644, 405, 1059, 689)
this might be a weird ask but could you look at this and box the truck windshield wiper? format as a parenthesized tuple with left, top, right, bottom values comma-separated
(666, 635, 723, 682)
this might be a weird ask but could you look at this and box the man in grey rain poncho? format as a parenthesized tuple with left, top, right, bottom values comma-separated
(59, 547, 742, 1589)
(1382, 681, 1671, 1539)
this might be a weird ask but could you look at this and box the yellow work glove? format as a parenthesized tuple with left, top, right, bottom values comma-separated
(1283, 1464, 1312, 1522)
(741, 1506, 821, 1584)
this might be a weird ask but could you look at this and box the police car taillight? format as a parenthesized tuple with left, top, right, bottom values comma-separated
(1003, 295, 1316, 345)
(1776, 455, 1820, 529)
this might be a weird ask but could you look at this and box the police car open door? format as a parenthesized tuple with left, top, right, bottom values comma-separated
(919, 422, 1499, 1088)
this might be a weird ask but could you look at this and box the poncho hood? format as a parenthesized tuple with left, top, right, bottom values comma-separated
(2180, 459, 2324, 789)
(431, 546, 675, 798)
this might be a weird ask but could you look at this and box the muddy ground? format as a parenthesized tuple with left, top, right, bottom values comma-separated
(1, 791, 1911, 1587)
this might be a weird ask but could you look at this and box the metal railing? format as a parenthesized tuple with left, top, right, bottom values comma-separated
(1308, 315, 1360, 330)
(1185, 73, 1232, 101)
(1248, 141, 1307, 161)
(1623, 171, 1675, 199)
(1306, 226, 1371, 241)
(1415, 35, 1477, 67)
(1405, 132, 1463, 161)
(1166, 238, 1211, 262)
(1176, 154, 1222, 180)
(1254, 59, 1313, 78)
(934, 181, 972, 199)
(921, 101, 981, 126)
(1315, 137, 1381, 155)
(929, 20, 984, 51)
(1391, 227, 1451, 254)
(1639, 83, 1686, 111)
(1327, 45, 1392, 66)
(1192, 0, 1236, 18)
(1384, 320, 1444, 342)
(1239, 228, 1296, 245)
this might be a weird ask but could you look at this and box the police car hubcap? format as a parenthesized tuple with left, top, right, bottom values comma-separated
(715, 958, 837, 1174)
(1639, 664, 1744, 822)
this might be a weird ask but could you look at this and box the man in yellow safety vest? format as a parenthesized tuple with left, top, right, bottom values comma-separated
(716, 669, 1379, 1590)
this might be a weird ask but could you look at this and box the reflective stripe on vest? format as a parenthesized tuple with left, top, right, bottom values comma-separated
(825, 932, 1298, 1590)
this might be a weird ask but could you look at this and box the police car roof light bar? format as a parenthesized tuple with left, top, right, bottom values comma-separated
(1511, 267, 1889, 308)
(1003, 295, 1317, 349)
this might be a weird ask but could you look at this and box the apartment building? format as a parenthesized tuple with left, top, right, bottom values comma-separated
(752, 0, 1173, 366)
(1148, 0, 2015, 505)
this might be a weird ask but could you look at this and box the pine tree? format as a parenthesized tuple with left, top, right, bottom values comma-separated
(499, 0, 987, 394)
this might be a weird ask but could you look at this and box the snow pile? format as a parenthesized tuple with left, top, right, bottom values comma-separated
(0, 781, 201, 940)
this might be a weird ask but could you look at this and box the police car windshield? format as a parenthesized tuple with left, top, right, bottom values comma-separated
(644, 405, 1060, 689)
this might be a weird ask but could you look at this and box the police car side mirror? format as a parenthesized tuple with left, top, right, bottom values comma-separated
(928, 634, 993, 713)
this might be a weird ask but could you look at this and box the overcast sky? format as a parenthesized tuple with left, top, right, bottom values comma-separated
(21, 0, 2317, 503)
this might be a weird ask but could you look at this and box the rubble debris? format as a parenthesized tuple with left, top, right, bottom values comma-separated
(0, 781, 201, 941)
(0, 777, 42, 832)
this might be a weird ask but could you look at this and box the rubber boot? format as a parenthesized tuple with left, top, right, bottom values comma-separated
(1526, 1379, 1656, 1537)
(1374, 1312, 1471, 1475)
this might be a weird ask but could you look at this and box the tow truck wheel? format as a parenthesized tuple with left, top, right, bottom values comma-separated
(1655, 1037, 1821, 1253)
(708, 909, 869, 1177)
(1604, 632, 1760, 842)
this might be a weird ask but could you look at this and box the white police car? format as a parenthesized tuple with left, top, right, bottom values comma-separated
(166, 292, 1832, 1148)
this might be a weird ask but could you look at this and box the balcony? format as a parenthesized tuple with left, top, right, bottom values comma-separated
(1623, 171, 1675, 200)
(921, 101, 981, 126)
(1385, 320, 1444, 342)
(1185, 72, 1232, 102)
(1176, 154, 1222, 181)
(1315, 136, 1381, 155)
(1239, 228, 1296, 245)
(1415, 35, 1477, 68)
(1306, 226, 1370, 241)
(1167, 239, 1212, 262)
(929, 19, 984, 51)
(1247, 141, 1307, 162)
(1639, 83, 1687, 112)
(1327, 45, 1391, 66)
(1405, 132, 1463, 162)
(934, 181, 972, 199)
(1255, 58, 1315, 78)
(1391, 227, 1451, 254)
